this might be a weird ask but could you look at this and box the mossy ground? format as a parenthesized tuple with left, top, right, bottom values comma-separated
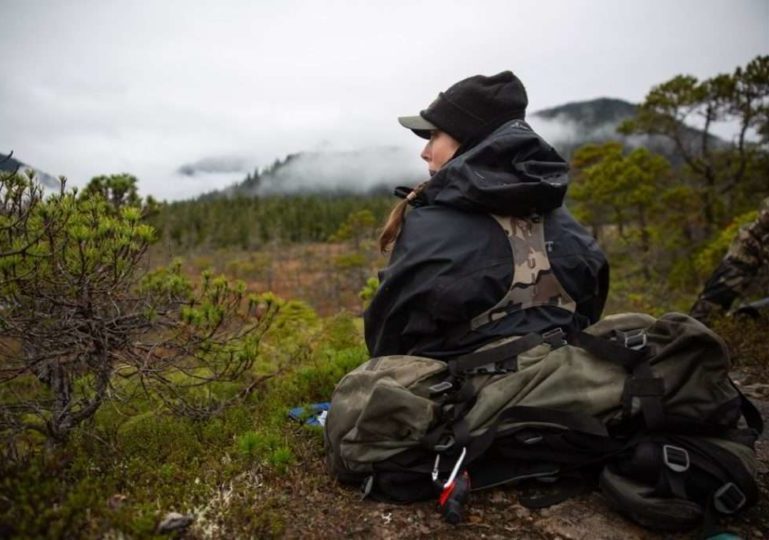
(1, 296, 767, 538)
(0, 308, 366, 539)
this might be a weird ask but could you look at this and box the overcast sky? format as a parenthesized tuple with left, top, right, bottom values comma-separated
(1, 0, 767, 200)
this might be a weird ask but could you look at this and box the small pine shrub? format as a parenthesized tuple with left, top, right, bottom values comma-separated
(267, 447, 295, 474)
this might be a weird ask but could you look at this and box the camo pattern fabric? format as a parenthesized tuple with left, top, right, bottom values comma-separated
(470, 215, 577, 330)
(690, 197, 769, 321)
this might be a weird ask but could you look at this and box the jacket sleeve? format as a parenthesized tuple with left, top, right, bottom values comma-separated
(581, 255, 609, 324)
(545, 207, 610, 327)
(363, 207, 511, 357)
(363, 216, 442, 357)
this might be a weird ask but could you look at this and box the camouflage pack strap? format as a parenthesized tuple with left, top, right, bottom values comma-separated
(469, 214, 577, 332)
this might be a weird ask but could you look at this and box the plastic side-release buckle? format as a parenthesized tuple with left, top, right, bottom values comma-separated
(662, 444, 690, 473)
(622, 329, 647, 351)
(542, 327, 566, 348)
(434, 435, 455, 453)
(713, 482, 747, 514)
(428, 380, 453, 396)
(466, 363, 515, 375)
(360, 475, 374, 500)
(514, 429, 544, 445)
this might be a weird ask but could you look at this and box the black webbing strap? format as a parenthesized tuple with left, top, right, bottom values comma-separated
(671, 436, 758, 502)
(517, 475, 594, 509)
(660, 463, 688, 500)
(625, 377, 665, 397)
(495, 438, 620, 465)
(448, 333, 543, 375)
(571, 330, 666, 430)
(731, 382, 765, 436)
(468, 459, 560, 491)
(629, 361, 666, 430)
(464, 405, 611, 465)
(492, 406, 610, 438)
(569, 331, 649, 370)
(421, 379, 479, 451)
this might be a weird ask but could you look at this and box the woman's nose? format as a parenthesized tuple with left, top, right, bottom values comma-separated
(420, 142, 431, 162)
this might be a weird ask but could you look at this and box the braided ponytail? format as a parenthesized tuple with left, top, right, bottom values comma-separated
(378, 182, 428, 253)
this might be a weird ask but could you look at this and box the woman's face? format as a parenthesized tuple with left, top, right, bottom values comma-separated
(421, 130, 460, 176)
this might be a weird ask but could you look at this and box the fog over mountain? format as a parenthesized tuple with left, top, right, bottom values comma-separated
(7, 97, 720, 200)
(227, 146, 427, 197)
(193, 97, 706, 199)
(0, 152, 61, 190)
(529, 97, 718, 161)
(177, 156, 248, 177)
(530, 98, 641, 156)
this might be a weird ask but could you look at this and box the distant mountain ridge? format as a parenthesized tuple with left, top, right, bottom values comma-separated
(205, 97, 658, 198)
(0, 153, 61, 189)
(533, 97, 638, 129)
(205, 145, 426, 199)
(529, 97, 721, 161)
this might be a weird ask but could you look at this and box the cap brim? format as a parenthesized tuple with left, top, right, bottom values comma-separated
(397, 115, 435, 139)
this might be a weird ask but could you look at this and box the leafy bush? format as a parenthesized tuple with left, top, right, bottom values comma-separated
(0, 173, 280, 456)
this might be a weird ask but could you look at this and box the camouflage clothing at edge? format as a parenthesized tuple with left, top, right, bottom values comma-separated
(690, 197, 769, 321)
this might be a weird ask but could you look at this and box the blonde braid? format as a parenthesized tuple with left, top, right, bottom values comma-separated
(378, 182, 428, 253)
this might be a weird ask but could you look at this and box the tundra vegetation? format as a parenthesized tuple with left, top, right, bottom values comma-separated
(0, 56, 767, 538)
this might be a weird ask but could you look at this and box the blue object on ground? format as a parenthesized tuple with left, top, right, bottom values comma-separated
(288, 402, 330, 426)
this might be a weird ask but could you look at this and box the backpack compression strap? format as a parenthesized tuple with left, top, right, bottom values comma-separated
(448, 332, 543, 375)
(570, 330, 765, 437)
(570, 329, 666, 429)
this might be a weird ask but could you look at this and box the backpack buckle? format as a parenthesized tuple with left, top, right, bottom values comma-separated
(662, 445, 689, 473)
(429, 381, 454, 396)
(514, 429, 544, 445)
(542, 327, 566, 348)
(434, 435, 455, 452)
(360, 475, 374, 500)
(622, 329, 647, 351)
(713, 482, 747, 514)
(466, 362, 515, 375)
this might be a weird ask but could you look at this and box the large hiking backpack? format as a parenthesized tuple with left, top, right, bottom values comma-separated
(324, 312, 763, 531)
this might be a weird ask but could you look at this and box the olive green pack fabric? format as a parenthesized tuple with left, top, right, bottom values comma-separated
(324, 312, 743, 480)
(599, 435, 760, 531)
(324, 354, 447, 480)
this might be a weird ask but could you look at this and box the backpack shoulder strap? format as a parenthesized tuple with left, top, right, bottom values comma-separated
(469, 214, 577, 332)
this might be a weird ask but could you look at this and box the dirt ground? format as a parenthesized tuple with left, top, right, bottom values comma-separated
(256, 430, 769, 540)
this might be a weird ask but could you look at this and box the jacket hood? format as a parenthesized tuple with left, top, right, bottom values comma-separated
(423, 119, 569, 216)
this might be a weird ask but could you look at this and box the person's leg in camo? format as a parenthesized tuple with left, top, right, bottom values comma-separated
(690, 197, 769, 321)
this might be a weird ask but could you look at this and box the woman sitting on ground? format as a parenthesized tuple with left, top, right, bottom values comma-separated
(364, 71, 609, 359)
